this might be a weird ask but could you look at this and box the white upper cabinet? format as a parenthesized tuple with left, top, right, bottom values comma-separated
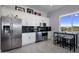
(1, 7, 50, 26)
(1, 7, 11, 16)
(35, 16, 42, 26)
(22, 14, 41, 26)
(26, 14, 37, 26)
(40, 16, 50, 26)
(22, 13, 50, 26)
(22, 13, 28, 26)
(45, 18, 50, 26)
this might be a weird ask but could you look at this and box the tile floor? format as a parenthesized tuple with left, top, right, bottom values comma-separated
(1, 40, 79, 53)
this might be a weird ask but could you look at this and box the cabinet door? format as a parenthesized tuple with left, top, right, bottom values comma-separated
(43, 17, 50, 26)
(1, 7, 11, 16)
(34, 16, 41, 26)
(40, 17, 50, 26)
(22, 33, 36, 46)
(46, 18, 50, 26)
(22, 14, 28, 26)
(40, 17, 46, 23)
(25, 14, 34, 26)
(28, 33, 36, 43)
(22, 33, 28, 45)
(48, 31, 52, 40)
(30, 15, 38, 26)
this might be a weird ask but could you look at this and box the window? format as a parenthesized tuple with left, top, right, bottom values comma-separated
(60, 12, 79, 32)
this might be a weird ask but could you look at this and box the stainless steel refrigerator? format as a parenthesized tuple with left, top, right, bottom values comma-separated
(1, 16, 22, 52)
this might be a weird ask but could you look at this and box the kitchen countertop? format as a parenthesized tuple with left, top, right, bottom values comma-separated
(54, 31, 78, 35)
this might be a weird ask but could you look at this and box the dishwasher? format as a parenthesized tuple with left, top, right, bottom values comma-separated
(36, 32, 48, 42)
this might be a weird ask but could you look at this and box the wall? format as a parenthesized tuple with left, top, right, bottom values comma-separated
(47, 5, 79, 43)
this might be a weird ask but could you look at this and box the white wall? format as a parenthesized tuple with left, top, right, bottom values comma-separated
(47, 5, 79, 42)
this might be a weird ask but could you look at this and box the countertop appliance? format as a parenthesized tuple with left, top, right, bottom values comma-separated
(1, 16, 22, 52)
(40, 23, 46, 27)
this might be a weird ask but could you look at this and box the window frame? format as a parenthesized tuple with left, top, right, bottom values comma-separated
(59, 11, 79, 32)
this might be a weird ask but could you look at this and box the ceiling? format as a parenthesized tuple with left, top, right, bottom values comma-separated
(27, 5, 65, 14)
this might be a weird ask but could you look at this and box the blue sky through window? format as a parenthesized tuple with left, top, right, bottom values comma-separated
(60, 15, 72, 27)
(73, 13, 79, 26)
(60, 13, 79, 27)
